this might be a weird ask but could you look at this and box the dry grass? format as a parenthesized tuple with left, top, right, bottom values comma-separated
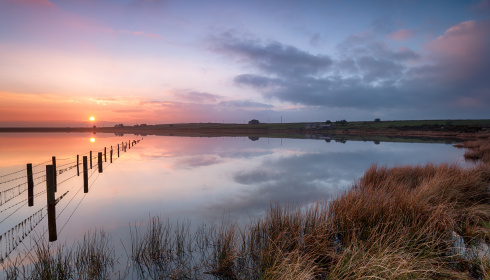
(464, 138, 490, 164)
(3, 230, 119, 280)
(197, 163, 490, 279)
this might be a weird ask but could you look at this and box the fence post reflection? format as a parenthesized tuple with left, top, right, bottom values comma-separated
(52, 156, 57, 193)
(83, 156, 88, 193)
(46, 165, 57, 242)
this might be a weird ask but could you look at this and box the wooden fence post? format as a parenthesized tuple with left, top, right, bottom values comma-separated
(77, 155, 80, 176)
(83, 156, 88, 193)
(104, 147, 107, 162)
(98, 152, 103, 173)
(117, 144, 120, 157)
(27, 163, 34, 207)
(128, 140, 130, 149)
(90, 151, 93, 169)
(110, 148, 113, 163)
(46, 165, 57, 242)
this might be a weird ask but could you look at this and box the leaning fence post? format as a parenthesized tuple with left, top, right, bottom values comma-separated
(104, 147, 107, 162)
(90, 151, 93, 169)
(98, 152, 103, 173)
(27, 163, 34, 207)
(77, 155, 80, 176)
(83, 156, 88, 193)
(46, 165, 57, 242)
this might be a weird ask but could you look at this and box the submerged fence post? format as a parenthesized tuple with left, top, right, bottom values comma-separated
(110, 148, 113, 163)
(77, 155, 80, 176)
(117, 144, 120, 157)
(46, 165, 57, 242)
(104, 147, 107, 162)
(128, 140, 131, 149)
(90, 151, 93, 169)
(52, 156, 57, 193)
(83, 156, 88, 193)
(98, 152, 103, 173)
(27, 163, 34, 207)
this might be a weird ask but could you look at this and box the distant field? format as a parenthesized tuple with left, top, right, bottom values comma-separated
(1, 119, 489, 141)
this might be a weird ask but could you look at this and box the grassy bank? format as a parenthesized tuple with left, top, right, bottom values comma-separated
(3, 139, 490, 279)
(1, 119, 489, 141)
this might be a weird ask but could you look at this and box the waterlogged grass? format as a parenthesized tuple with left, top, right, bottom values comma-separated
(3, 231, 121, 280)
(3, 138, 490, 279)
(464, 138, 490, 164)
(131, 163, 490, 279)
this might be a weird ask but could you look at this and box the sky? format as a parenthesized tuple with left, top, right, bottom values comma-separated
(0, 0, 489, 127)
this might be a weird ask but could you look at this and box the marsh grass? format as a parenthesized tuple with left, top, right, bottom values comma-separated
(127, 162, 490, 279)
(3, 230, 119, 280)
(464, 138, 490, 164)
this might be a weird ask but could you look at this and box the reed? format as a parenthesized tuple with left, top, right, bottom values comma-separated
(464, 138, 490, 164)
(130, 217, 215, 279)
(3, 231, 118, 280)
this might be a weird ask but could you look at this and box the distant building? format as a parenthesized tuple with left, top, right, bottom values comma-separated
(305, 123, 319, 129)
(248, 119, 260, 125)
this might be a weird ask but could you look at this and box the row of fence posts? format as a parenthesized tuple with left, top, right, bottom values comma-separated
(20, 139, 140, 242)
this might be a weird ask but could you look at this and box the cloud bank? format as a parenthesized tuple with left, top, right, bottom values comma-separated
(211, 20, 490, 119)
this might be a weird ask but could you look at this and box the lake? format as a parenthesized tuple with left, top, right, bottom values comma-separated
(0, 132, 471, 276)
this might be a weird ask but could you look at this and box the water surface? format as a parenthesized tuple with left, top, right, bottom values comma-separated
(0, 133, 470, 271)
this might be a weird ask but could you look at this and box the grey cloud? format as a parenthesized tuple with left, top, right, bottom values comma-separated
(174, 90, 221, 103)
(208, 148, 394, 215)
(218, 100, 274, 109)
(356, 56, 404, 83)
(175, 155, 222, 169)
(234, 74, 277, 88)
(210, 26, 489, 118)
(211, 31, 332, 78)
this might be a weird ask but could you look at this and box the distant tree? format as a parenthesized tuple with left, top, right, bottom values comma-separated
(325, 120, 332, 124)
(374, 118, 381, 122)
(92, 125, 96, 129)
(335, 120, 347, 125)
(248, 119, 260, 125)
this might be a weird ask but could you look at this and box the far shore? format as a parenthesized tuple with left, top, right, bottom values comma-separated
(1, 119, 489, 143)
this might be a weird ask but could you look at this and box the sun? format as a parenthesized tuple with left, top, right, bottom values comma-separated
(89, 116, 95, 121)
(90, 138, 95, 143)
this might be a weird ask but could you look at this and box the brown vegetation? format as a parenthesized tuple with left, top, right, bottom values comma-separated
(464, 137, 490, 164)
(130, 163, 490, 279)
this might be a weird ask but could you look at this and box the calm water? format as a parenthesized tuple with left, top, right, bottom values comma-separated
(0, 133, 470, 274)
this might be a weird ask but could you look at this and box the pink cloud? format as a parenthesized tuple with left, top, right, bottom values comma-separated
(119, 30, 161, 39)
(388, 29, 414, 41)
(13, 0, 55, 7)
(470, 0, 490, 11)
(426, 20, 490, 80)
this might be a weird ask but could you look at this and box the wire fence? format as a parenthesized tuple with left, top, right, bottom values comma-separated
(0, 138, 142, 264)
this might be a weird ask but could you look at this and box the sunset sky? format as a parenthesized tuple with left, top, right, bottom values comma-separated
(1, 0, 489, 127)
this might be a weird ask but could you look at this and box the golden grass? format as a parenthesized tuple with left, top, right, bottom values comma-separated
(464, 138, 490, 164)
